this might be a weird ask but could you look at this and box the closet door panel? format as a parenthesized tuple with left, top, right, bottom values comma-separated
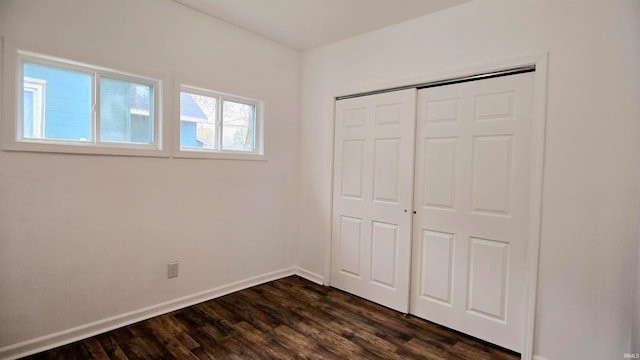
(411, 72, 535, 352)
(331, 89, 416, 313)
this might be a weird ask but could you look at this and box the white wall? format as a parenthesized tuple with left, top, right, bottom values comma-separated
(0, 0, 301, 354)
(297, 1, 640, 359)
(635, 214, 640, 353)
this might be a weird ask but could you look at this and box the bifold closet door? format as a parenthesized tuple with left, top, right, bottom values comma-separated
(331, 89, 416, 313)
(410, 72, 535, 352)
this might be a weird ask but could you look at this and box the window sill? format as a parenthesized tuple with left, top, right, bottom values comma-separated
(172, 149, 267, 161)
(2, 141, 170, 158)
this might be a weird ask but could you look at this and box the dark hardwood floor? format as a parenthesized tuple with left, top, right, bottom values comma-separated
(23, 276, 519, 360)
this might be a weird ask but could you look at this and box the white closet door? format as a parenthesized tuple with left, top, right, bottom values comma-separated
(410, 72, 535, 352)
(331, 89, 416, 313)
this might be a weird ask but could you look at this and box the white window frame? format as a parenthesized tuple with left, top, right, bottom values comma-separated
(2, 47, 168, 157)
(175, 84, 265, 160)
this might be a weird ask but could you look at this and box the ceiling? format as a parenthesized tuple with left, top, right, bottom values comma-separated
(172, 0, 471, 50)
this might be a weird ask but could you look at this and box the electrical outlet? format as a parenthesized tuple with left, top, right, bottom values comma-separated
(167, 262, 179, 279)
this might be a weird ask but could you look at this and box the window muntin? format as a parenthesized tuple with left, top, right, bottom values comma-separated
(15, 52, 162, 152)
(179, 86, 261, 156)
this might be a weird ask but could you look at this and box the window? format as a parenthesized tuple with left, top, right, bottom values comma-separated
(179, 85, 263, 158)
(6, 51, 164, 155)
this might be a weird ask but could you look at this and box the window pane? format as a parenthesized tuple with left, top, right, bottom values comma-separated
(100, 78, 153, 144)
(222, 100, 255, 152)
(23, 63, 91, 141)
(23, 90, 35, 136)
(180, 92, 216, 149)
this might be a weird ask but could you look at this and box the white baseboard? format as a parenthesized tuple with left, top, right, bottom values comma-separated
(0, 267, 297, 360)
(294, 267, 325, 285)
(533, 355, 551, 360)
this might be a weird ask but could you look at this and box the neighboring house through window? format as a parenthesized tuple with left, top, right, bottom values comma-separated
(99, 77, 154, 144)
(22, 77, 46, 139)
(179, 92, 212, 148)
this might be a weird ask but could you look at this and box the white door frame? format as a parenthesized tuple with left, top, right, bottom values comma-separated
(327, 53, 548, 360)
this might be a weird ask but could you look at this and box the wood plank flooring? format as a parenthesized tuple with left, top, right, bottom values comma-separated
(22, 276, 519, 360)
